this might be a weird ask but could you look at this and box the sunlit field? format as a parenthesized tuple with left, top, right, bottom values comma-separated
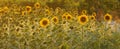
(0, 0, 120, 49)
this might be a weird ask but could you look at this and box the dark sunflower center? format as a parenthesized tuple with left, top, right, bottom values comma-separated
(36, 4, 39, 7)
(27, 8, 30, 11)
(63, 16, 66, 19)
(80, 17, 86, 22)
(16, 28, 19, 32)
(91, 17, 94, 19)
(67, 16, 71, 19)
(105, 16, 110, 20)
(53, 18, 57, 22)
(42, 20, 48, 25)
(93, 13, 96, 16)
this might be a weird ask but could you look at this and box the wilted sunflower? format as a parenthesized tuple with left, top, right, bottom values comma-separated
(82, 10, 87, 15)
(34, 2, 40, 9)
(51, 16, 59, 24)
(78, 15, 89, 25)
(90, 16, 96, 20)
(104, 13, 112, 22)
(26, 6, 32, 13)
(40, 18, 50, 28)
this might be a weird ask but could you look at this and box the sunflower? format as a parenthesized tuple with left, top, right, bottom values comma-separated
(78, 15, 89, 25)
(26, 6, 32, 13)
(90, 16, 96, 20)
(62, 12, 69, 20)
(62, 15, 66, 20)
(104, 13, 112, 22)
(51, 16, 59, 24)
(92, 12, 96, 16)
(74, 11, 78, 16)
(34, 2, 40, 9)
(66, 14, 72, 20)
(45, 9, 51, 15)
(82, 10, 87, 15)
(40, 18, 50, 28)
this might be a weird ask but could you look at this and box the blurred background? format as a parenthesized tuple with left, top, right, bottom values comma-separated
(0, 0, 120, 22)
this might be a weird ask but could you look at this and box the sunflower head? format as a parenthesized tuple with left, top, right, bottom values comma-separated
(34, 2, 40, 9)
(62, 12, 69, 19)
(40, 18, 50, 28)
(74, 11, 78, 16)
(66, 14, 72, 20)
(82, 10, 87, 15)
(104, 13, 112, 22)
(51, 16, 59, 24)
(26, 6, 32, 13)
(90, 16, 96, 21)
(78, 15, 89, 25)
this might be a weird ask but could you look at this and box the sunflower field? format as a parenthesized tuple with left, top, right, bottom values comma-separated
(0, 0, 120, 49)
